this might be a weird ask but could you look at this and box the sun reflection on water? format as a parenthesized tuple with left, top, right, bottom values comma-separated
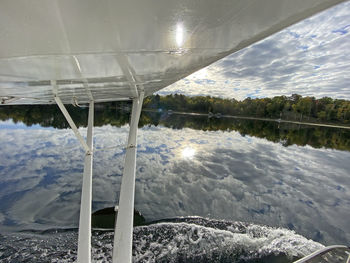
(181, 147, 196, 159)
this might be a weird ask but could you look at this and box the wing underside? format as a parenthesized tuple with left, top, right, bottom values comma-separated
(0, 0, 345, 105)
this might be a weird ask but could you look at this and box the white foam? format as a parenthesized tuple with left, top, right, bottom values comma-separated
(0, 220, 324, 262)
(130, 221, 324, 262)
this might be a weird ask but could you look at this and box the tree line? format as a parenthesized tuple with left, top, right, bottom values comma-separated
(0, 100, 349, 152)
(1, 94, 349, 126)
(143, 94, 350, 124)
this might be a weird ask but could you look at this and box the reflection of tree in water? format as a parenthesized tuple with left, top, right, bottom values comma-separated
(0, 103, 349, 152)
(155, 113, 350, 151)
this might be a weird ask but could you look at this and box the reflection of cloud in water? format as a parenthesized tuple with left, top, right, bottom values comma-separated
(0, 124, 349, 245)
(0, 212, 4, 224)
(136, 128, 350, 245)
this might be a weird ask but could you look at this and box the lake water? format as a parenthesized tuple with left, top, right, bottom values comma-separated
(0, 109, 349, 262)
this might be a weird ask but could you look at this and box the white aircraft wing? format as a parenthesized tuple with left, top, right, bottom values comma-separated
(0, 0, 345, 104)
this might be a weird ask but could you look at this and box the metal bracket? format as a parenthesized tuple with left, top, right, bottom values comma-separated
(126, 144, 136, 149)
(1, 96, 20, 104)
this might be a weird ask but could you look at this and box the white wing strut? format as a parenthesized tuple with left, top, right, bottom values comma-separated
(54, 78, 145, 263)
(53, 83, 94, 263)
(77, 100, 94, 263)
(113, 91, 145, 263)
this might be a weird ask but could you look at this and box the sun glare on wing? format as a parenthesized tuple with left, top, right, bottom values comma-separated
(176, 23, 184, 47)
(181, 147, 196, 159)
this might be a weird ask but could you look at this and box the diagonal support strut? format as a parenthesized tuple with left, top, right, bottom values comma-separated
(54, 95, 91, 154)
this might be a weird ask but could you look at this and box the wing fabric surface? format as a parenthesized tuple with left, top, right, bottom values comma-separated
(0, 0, 345, 104)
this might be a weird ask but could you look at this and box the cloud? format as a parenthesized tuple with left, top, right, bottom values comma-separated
(160, 2, 350, 100)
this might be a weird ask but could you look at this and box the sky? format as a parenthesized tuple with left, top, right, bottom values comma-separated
(159, 1, 350, 101)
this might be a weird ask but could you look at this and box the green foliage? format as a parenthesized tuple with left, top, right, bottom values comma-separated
(143, 94, 350, 124)
(0, 94, 349, 152)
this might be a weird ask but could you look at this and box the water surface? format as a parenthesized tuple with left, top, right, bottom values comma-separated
(0, 110, 349, 261)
